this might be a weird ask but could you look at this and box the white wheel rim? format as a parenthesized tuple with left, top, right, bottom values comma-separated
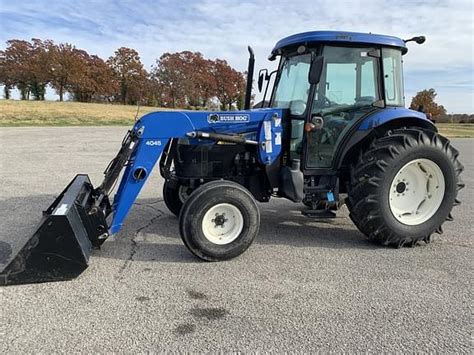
(389, 158, 445, 226)
(202, 203, 244, 245)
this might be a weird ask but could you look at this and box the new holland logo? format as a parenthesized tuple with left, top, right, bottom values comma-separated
(207, 113, 250, 123)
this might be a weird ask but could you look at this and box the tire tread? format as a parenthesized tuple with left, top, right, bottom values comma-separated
(347, 128, 463, 247)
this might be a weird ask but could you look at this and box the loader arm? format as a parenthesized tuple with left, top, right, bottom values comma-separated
(107, 109, 283, 234)
(105, 111, 194, 234)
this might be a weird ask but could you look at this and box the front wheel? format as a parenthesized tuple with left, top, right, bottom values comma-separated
(347, 128, 464, 247)
(179, 180, 260, 261)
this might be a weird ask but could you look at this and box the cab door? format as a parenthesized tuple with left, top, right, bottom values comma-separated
(304, 46, 381, 171)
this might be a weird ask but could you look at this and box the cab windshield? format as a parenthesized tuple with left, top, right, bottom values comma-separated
(271, 53, 311, 115)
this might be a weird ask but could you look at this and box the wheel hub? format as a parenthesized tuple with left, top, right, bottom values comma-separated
(202, 203, 244, 245)
(389, 158, 445, 225)
(395, 181, 406, 194)
(212, 213, 228, 228)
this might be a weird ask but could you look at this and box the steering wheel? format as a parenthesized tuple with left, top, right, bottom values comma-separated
(316, 93, 333, 107)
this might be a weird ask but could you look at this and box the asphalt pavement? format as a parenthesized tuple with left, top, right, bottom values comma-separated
(0, 127, 472, 352)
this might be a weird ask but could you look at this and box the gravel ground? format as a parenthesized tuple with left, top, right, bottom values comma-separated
(0, 127, 472, 353)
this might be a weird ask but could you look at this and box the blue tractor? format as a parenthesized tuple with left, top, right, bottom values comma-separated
(0, 31, 463, 285)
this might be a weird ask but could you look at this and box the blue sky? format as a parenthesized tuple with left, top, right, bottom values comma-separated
(0, 0, 473, 113)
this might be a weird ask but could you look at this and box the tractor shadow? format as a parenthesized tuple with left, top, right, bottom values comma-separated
(256, 204, 378, 250)
(95, 198, 380, 264)
(0, 195, 381, 268)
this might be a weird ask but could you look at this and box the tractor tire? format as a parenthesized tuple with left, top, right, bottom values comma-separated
(163, 180, 192, 217)
(347, 128, 464, 247)
(179, 180, 260, 261)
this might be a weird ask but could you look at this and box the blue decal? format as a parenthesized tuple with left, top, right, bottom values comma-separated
(327, 191, 335, 202)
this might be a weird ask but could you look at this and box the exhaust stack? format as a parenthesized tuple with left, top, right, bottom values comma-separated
(244, 46, 255, 110)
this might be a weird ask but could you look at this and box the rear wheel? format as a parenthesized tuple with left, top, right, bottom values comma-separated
(347, 128, 463, 247)
(179, 180, 260, 261)
(163, 179, 192, 216)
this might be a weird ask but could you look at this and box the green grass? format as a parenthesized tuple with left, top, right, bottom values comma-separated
(0, 100, 166, 126)
(1, 100, 473, 138)
(436, 123, 474, 138)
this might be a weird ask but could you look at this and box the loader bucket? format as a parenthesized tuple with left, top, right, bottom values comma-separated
(0, 174, 109, 286)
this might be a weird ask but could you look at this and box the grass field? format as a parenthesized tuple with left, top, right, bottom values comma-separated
(1, 100, 473, 138)
(435, 123, 474, 138)
(0, 100, 163, 126)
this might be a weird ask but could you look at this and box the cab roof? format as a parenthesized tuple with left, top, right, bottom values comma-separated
(270, 30, 407, 59)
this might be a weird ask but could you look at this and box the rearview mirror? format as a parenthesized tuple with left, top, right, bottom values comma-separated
(308, 56, 324, 85)
(258, 69, 268, 92)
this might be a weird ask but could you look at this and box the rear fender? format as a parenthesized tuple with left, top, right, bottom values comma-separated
(337, 108, 437, 169)
(357, 107, 434, 131)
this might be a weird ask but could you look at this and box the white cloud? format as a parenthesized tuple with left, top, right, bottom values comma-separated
(1, 0, 473, 112)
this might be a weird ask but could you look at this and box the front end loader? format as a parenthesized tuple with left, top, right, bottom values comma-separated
(0, 31, 463, 285)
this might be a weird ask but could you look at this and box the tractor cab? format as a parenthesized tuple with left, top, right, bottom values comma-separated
(260, 31, 407, 171)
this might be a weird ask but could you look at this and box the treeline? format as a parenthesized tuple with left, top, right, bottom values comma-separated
(437, 114, 474, 124)
(0, 39, 246, 110)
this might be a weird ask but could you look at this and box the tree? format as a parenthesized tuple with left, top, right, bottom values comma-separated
(107, 47, 147, 105)
(28, 39, 53, 100)
(212, 59, 246, 110)
(64, 49, 90, 102)
(1, 40, 34, 99)
(143, 72, 162, 107)
(0, 39, 52, 100)
(67, 50, 118, 103)
(180, 52, 216, 107)
(152, 51, 216, 108)
(409, 88, 447, 118)
(89, 55, 119, 102)
(49, 43, 81, 101)
(152, 52, 190, 108)
(0, 49, 14, 99)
